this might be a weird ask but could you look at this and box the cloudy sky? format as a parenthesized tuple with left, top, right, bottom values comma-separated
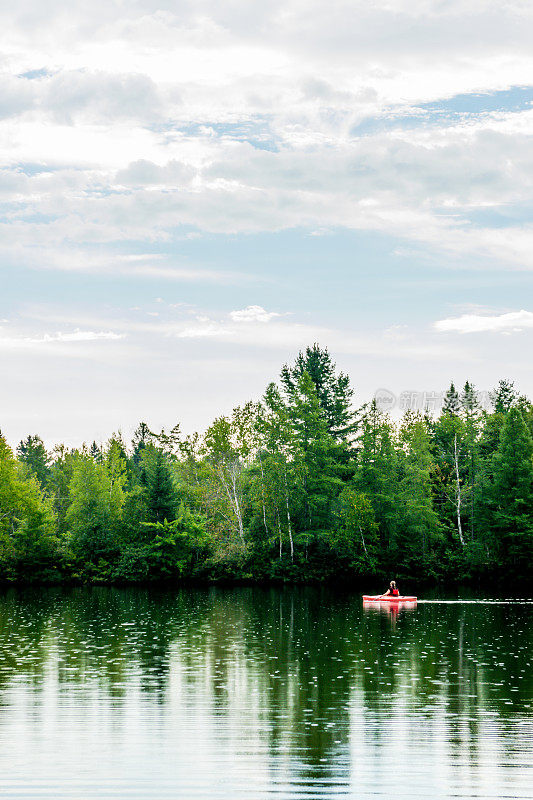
(1, 0, 533, 446)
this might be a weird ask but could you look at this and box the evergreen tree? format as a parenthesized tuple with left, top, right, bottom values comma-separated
(490, 380, 517, 414)
(517, 397, 533, 442)
(477, 379, 519, 498)
(353, 402, 399, 554)
(491, 407, 533, 573)
(396, 412, 441, 575)
(16, 434, 50, 487)
(479, 411, 505, 460)
(143, 448, 178, 524)
(132, 422, 152, 467)
(2, 345, 533, 585)
(280, 344, 356, 444)
(90, 441, 103, 462)
(461, 381, 481, 417)
(442, 382, 461, 415)
(288, 371, 343, 530)
(156, 424, 182, 457)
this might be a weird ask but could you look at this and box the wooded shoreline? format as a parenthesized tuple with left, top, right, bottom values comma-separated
(2, 345, 532, 586)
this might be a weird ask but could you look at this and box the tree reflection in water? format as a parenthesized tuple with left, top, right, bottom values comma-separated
(0, 587, 531, 799)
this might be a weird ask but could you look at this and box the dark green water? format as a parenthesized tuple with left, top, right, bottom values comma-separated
(0, 587, 532, 799)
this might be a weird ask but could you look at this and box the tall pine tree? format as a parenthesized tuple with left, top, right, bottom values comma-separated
(280, 344, 357, 445)
(442, 382, 461, 415)
(17, 435, 50, 487)
(143, 448, 178, 524)
(491, 407, 533, 575)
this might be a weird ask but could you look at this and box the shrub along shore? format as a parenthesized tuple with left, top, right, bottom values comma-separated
(1, 345, 532, 587)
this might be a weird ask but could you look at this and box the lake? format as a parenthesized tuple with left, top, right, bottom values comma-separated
(0, 586, 531, 799)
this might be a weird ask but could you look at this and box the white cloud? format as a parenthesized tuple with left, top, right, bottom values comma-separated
(178, 324, 228, 338)
(3, 110, 533, 272)
(127, 265, 256, 284)
(115, 159, 196, 187)
(229, 305, 280, 323)
(22, 302, 462, 361)
(0, 244, 254, 284)
(0, 328, 125, 350)
(3, 0, 533, 447)
(1, 0, 533, 277)
(434, 310, 533, 334)
(40, 330, 125, 342)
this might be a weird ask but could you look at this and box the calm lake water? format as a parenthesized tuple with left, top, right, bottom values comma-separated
(0, 587, 531, 800)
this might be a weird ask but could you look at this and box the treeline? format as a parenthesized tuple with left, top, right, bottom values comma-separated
(1, 345, 532, 586)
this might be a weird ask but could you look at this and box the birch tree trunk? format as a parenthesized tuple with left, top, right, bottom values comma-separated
(453, 434, 464, 546)
(283, 462, 294, 561)
(229, 464, 245, 545)
(258, 451, 268, 536)
(217, 462, 245, 545)
(358, 523, 369, 556)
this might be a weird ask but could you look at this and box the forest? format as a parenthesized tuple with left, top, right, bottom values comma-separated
(1, 345, 532, 587)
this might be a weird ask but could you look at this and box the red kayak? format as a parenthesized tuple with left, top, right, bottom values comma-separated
(363, 595, 417, 602)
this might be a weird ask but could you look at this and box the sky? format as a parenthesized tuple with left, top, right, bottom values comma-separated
(1, 0, 533, 447)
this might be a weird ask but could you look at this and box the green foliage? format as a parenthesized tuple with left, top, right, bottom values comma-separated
(113, 504, 208, 581)
(431, 409, 467, 547)
(131, 421, 152, 467)
(0, 435, 60, 580)
(353, 403, 399, 553)
(66, 450, 125, 565)
(442, 382, 461, 415)
(281, 344, 357, 444)
(141, 447, 178, 524)
(332, 488, 379, 572)
(17, 434, 50, 487)
(490, 380, 517, 414)
(395, 412, 442, 577)
(490, 408, 533, 575)
(287, 371, 343, 529)
(2, 351, 533, 586)
(142, 505, 208, 577)
(48, 445, 77, 537)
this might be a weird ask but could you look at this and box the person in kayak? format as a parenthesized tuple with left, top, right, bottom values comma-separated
(380, 580, 399, 598)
